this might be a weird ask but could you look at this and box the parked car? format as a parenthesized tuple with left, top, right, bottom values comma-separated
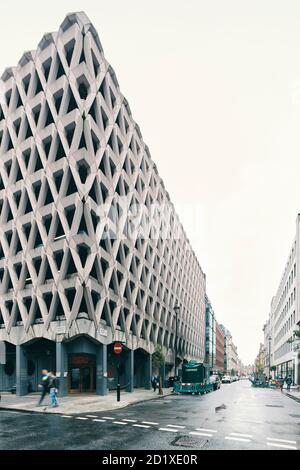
(168, 376, 180, 387)
(222, 375, 232, 383)
(210, 374, 221, 390)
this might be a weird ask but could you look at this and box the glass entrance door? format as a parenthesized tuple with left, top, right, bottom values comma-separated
(70, 367, 80, 391)
(69, 355, 96, 393)
(69, 366, 95, 393)
(82, 367, 93, 391)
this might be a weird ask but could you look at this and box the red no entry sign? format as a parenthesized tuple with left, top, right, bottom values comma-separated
(114, 343, 123, 354)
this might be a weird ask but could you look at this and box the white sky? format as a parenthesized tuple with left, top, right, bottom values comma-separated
(1, 0, 300, 364)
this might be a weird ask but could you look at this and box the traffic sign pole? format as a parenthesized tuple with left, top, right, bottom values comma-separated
(117, 362, 121, 402)
(114, 343, 123, 402)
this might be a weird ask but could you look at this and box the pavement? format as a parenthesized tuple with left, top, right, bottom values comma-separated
(283, 387, 300, 403)
(0, 379, 300, 450)
(0, 388, 172, 415)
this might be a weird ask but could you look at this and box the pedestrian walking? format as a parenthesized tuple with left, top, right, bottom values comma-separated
(279, 377, 284, 392)
(286, 375, 292, 392)
(151, 375, 157, 392)
(37, 369, 50, 406)
(48, 371, 59, 408)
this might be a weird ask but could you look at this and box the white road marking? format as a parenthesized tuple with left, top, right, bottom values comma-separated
(76, 417, 88, 420)
(102, 417, 114, 420)
(238, 419, 263, 424)
(93, 419, 106, 423)
(122, 419, 137, 423)
(267, 437, 297, 444)
(159, 427, 178, 433)
(113, 421, 128, 425)
(225, 436, 251, 443)
(167, 424, 186, 429)
(142, 421, 159, 425)
(267, 443, 297, 450)
(230, 432, 253, 438)
(85, 415, 98, 418)
(189, 431, 213, 437)
(195, 427, 217, 433)
(132, 424, 150, 428)
(61, 415, 72, 418)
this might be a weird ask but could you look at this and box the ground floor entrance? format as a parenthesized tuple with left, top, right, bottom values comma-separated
(275, 359, 296, 384)
(69, 355, 96, 393)
(0, 336, 156, 396)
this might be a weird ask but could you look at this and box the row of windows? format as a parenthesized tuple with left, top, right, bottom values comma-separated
(275, 287, 296, 332)
(275, 310, 296, 344)
(276, 263, 296, 315)
(274, 337, 293, 360)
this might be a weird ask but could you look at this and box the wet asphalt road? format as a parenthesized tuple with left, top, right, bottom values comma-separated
(0, 380, 299, 450)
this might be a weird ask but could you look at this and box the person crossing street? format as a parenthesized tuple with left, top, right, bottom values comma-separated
(48, 372, 59, 408)
(37, 369, 50, 407)
(286, 375, 293, 392)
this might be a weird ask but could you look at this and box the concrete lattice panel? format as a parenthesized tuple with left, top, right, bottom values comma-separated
(0, 12, 206, 361)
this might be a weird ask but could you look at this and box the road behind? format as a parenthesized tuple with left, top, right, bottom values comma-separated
(0, 380, 299, 450)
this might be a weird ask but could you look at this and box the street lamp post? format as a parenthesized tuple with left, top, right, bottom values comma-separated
(268, 335, 272, 379)
(174, 302, 180, 377)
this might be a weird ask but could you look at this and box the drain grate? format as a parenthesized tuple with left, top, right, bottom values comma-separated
(265, 404, 284, 408)
(172, 436, 208, 448)
(289, 414, 300, 418)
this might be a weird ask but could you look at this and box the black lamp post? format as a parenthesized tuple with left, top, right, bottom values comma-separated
(174, 302, 180, 377)
(268, 335, 272, 379)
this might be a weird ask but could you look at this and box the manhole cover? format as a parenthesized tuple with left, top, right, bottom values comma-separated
(265, 405, 284, 408)
(172, 436, 208, 448)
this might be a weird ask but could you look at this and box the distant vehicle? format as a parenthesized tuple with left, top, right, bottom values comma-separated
(209, 374, 221, 390)
(168, 376, 180, 387)
(222, 375, 232, 383)
(173, 361, 214, 395)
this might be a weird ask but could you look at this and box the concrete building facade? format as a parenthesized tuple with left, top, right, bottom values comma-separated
(219, 325, 238, 374)
(262, 319, 272, 378)
(215, 322, 224, 373)
(0, 12, 206, 396)
(255, 343, 265, 374)
(205, 295, 216, 370)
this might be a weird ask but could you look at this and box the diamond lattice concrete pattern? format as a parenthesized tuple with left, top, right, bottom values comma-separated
(0, 12, 205, 361)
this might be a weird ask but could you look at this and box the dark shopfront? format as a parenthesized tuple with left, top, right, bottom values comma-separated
(1, 336, 153, 396)
(276, 360, 294, 382)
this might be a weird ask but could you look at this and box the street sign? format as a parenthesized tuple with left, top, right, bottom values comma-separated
(114, 343, 123, 354)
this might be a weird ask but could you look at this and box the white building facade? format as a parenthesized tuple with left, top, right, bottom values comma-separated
(219, 324, 238, 374)
(266, 215, 300, 384)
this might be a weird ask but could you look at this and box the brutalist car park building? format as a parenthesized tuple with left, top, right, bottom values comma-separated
(0, 12, 206, 396)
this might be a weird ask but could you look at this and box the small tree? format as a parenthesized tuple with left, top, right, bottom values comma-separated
(152, 345, 165, 395)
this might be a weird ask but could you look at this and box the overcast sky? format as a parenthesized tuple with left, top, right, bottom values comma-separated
(1, 1, 300, 364)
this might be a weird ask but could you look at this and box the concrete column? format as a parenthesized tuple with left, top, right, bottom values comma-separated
(96, 343, 107, 395)
(56, 342, 68, 397)
(125, 349, 134, 392)
(144, 354, 152, 390)
(16, 345, 28, 396)
(0, 341, 6, 365)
